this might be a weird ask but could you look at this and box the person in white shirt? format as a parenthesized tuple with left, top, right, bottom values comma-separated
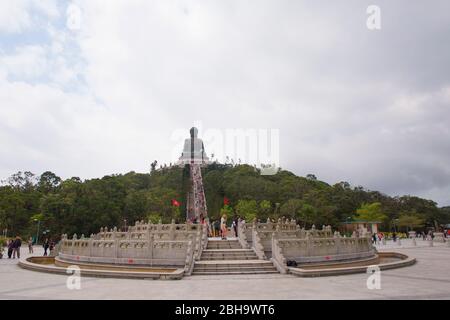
(220, 214, 227, 240)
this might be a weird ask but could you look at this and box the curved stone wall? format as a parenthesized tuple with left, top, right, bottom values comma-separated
(58, 221, 208, 275)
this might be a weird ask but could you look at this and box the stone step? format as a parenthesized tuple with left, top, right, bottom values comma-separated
(200, 256, 258, 261)
(203, 249, 253, 252)
(206, 244, 242, 249)
(201, 250, 256, 256)
(195, 260, 275, 267)
(194, 265, 277, 271)
(207, 240, 241, 247)
(192, 262, 279, 274)
(201, 253, 257, 257)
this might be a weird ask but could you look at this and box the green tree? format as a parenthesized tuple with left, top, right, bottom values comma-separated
(259, 200, 272, 219)
(280, 199, 303, 219)
(355, 202, 387, 222)
(37, 171, 62, 193)
(235, 200, 258, 222)
(298, 203, 318, 228)
(397, 212, 425, 231)
(147, 212, 162, 223)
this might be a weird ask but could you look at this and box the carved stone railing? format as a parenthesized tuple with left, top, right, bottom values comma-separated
(255, 219, 298, 232)
(246, 222, 335, 258)
(98, 221, 203, 241)
(237, 222, 251, 249)
(184, 236, 195, 275)
(252, 227, 266, 260)
(193, 224, 205, 260)
(59, 234, 191, 267)
(271, 234, 375, 266)
(271, 235, 288, 274)
(200, 223, 208, 254)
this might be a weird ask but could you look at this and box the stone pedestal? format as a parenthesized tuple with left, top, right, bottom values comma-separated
(433, 232, 445, 243)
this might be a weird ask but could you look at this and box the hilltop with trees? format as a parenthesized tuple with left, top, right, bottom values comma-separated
(0, 164, 449, 240)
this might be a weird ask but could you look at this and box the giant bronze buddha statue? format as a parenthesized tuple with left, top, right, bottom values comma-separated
(178, 127, 209, 165)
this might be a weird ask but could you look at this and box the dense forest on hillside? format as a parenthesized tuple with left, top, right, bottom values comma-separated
(0, 164, 449, 241)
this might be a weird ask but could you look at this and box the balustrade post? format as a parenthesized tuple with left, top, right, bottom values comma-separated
(115, 239, 119, 259)
(170, 219, 175, 240)
(89, 235, 93, 256)
(72, 233, 77, 255)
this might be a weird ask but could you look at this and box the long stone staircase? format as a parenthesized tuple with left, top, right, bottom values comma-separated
(193, 238, 279, 275)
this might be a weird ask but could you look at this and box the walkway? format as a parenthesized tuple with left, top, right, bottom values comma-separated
(1, 242, 449, 299)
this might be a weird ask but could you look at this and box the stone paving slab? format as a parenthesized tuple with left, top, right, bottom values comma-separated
(195, 260, 272, 265)
(202, 249, 253, 252)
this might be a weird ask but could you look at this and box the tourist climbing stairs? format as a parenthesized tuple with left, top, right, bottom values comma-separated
(190, 163, 207, 219)
(193, 239, 279, 275)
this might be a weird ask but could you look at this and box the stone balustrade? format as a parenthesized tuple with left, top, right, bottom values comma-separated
(58, 220, 208, 273)
(433, 232, 445, 243)
(97, 221, 204, 241)
(59, 237, 190, 266)
(238, 220, 334, 258)
(237, 222, 252, 249)
(252, 227, 266, 260)
(271, 234, 375, 273)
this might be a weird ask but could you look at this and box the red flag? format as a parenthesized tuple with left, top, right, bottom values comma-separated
(171, 199, 180, 207)
(223, 197, 230, 206)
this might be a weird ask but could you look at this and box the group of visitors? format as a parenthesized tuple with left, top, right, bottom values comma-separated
(42, 238, 55, 256)
(371, 229, 450, 245)
(6, 236, 22, 259)
(208, 215, 244, 240)
(3, 236, 55, 259)
(371, 232, 386, 244)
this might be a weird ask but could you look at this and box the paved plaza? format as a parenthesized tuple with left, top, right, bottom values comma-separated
(0, 240, 449, 300)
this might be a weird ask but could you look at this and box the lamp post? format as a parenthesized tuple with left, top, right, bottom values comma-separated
(392, 219, 399, 233)
(124, 219, 127, 232)
(34, 219, 40, 245)
(42, 229, 50, 240)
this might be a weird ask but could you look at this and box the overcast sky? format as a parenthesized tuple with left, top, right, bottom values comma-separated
(0, 1, 449, 206)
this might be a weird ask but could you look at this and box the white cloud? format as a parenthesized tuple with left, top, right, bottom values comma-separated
(0, 0, 450, 206)
(0, 45, 48, 79)
(0, 0, 31, 33)
(0, 0, 59, 33)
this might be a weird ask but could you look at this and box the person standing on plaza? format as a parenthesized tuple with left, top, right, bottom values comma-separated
(231, 219, 237, 238)
(12, 236, 21, 259)
(221, 214, 227, 240)
(49, 240, 55, 256)
(28, 237, 33, 254)
(7, 239, 14, 259)
(43, 238, 50, 256)
(206, 218, 212, 237)
(233, 216, 239, 238)
(214, 219, 220, 238)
